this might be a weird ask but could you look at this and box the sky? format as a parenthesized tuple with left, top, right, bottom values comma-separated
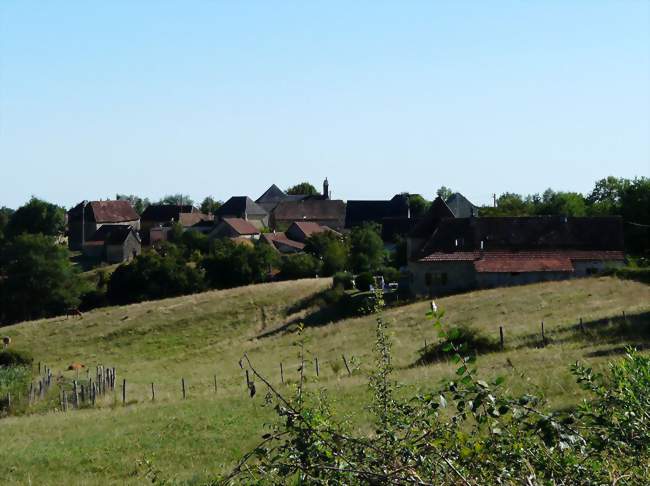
(0, 1, 648, 209)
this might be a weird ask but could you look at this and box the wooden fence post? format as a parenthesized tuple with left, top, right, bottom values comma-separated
(541, 321, 546, 347)
(122, 379, 126, 405)
(213, 375, 218, 393)
(499, 326, 504, 351)
(181, 378, 186, 399)
(151, 383, 155, 401)
(315, 357, 320, 377)
(342, 355, 351, 376)
(280, 362, 284, 384)
(73, 381, 79, 409)
(63, 391, 68, 412)
(579, 317, 585, 334)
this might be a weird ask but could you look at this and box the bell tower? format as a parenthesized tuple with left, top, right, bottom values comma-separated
(323, 177, 330, 200)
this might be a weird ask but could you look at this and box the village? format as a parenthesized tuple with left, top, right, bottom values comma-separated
(65, 178, 626, 298)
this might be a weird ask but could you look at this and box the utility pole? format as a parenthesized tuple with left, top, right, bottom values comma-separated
(493, 193, 497, 208)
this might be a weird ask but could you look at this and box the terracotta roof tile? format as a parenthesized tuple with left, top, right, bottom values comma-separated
(222, 218, 259, 235)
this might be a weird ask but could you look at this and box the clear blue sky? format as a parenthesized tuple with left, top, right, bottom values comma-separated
(1, 1, 648, 209)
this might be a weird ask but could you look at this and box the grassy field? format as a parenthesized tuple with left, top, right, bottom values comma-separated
(1, 276, 649, 485)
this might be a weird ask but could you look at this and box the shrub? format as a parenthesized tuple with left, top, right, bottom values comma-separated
(355, 271, 375, 291)
(332, 271, 354, 290)
(0, 349, 33, 367)
(376, 265, 400, 284)
(416, 324, 499, 365)
(279, 254, 321, 280)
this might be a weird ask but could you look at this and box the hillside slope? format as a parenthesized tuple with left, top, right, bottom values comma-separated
(1, 276, 649, 485)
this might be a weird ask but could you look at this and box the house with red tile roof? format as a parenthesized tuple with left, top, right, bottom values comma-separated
(285, 221, 340, 243)
(261, 232, 306, 254)
(407, 215, 625, 297)
(68, 200, 140, 251)
(208, 217, 260, 240)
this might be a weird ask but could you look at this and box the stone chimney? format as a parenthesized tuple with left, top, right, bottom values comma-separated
(323, 177, 330, 200)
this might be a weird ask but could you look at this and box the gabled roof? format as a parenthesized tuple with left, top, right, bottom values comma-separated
(409, 197, 455, 238)
(216, 196, 267, 218)
(273, 200, 346, 222)
(69, 200, 139, 223)
(88, 225, 139, 245)
(418, 216, 625, 259)
(221, 218, 260, 236)
(445, 193, 479, 218)
(178, 212, 213, 227)
(141, 204, 195, 222)
(256, 184, 287, 203)
(345, 194, 409, 227)
(262, 232, 306, 252)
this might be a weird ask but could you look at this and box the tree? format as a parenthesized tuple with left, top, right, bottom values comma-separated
(286, 182, 318, 196)
(406, 194, 430, 218)
(480, 193, 532, 217)
(5, 197, 65, 238)
(200, 196, 222, 215)
(158, 194, 194, 206)
(619, 177, 650, 253)
(304, 231, 348, 276)
(535, 189, 587, 216)
(201, 240, 279, 289)
(0, 207, 13, 245)
(279, 253, 322, 280)
(436, 186, 453, 201)
(349, 223, 385, 273)
(106, 252, 205, 305)
(0, 234, 83, 324)
(116, 194, 150, 215)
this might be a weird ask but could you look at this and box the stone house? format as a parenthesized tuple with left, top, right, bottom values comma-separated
(68, 200, 140, 251)
(216, 197, 268, 229)
(261, 232, 306, 254)
(140, 204, 213, 244)
(407, 215, 625, 297)
(208, 218, 261, 240)
(256, 184, 310, 213)
(285, 221, 340, 243)
(271, 200, 346, 231)
(82, 225, 141, 263)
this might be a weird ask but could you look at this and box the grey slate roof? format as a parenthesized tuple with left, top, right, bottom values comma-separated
(216, 196, 267, 218)
(445, 193, 479, 218)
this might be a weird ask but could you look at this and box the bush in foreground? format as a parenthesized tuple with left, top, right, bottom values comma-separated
(222, 294, 650, 485)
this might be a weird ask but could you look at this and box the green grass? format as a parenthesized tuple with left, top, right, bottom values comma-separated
(1, 276, 649, 484)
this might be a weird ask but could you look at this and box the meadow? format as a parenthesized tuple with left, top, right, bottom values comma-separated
(1, 276, 649, 485)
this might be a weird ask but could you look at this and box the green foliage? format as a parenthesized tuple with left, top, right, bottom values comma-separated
(5, 197, 65, 238)
(201, 239, 279, 289)
(200, 196, 222, 215)
(0, 365, 31, 413)
(0, 349, 33, 367)
(304, 231, 348, 276)
(279, 253, 321, 280)
(437, 185, 453, 201)
(375, 265, 400, 283)
(166, 222, 184, 243)
(107, 252, 206, 305)
(406, 193, 430, 218)
(286, 182, 318, 196)
(332, 271, 354, 290)
(225, 302, 650, 485)
(0, 234, 83, 324)
(417, 323, 499, 365)
(0, 207, 13, 245)
(157, 194, 194, 206)
(349, 223, 385, 273)
(116, 194, 150, 215)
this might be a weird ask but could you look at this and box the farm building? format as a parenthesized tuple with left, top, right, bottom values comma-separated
(407, 215, 625, 297)
(82, 225, 141, 263)
(68, 200, 140, 251)
(140, 204, 212, 244)
(209, 218, 261, 240)
(216, 197, 268, 229)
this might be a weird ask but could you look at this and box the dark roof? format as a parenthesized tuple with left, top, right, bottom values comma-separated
(418, 216, 624, 258)
(69, 200, 139, 223)
(262, 232, 306, 252)
(256, 185, 310, 212)
(445, 193, 479, 218)
(88, 225, 139, 245)
(273, 200, 346, 222)
(420, 250, 625, 272)
(345, 194, 409, 227)
(216, 197, 267, 218)
(409, 197, 455, 238)
(141, 204, 195, 222)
